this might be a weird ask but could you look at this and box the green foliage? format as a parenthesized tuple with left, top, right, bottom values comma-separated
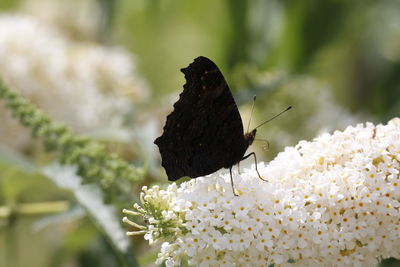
(0, 144, 37, 172)
(0, 79, 144, 202)
(0, 0, 19, 10)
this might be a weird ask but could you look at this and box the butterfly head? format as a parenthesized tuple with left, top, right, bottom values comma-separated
(244, 129, 257, 147)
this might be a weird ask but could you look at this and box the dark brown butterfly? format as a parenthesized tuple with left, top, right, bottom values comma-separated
(154, 56, 290, 195)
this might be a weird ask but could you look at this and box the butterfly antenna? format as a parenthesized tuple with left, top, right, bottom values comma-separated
(253, 106, 292, 130)
(246, 95, 257, 133)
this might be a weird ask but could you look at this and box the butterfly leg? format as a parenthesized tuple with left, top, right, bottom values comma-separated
(237, 162, 241, 174)
(230, 166, 239, 196)
(241, 152, 267, 182)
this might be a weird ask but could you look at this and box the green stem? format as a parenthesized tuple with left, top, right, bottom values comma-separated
(0, 78, 144, 201)
(5, 210, 19, 267)
(0, 201, 70, 218)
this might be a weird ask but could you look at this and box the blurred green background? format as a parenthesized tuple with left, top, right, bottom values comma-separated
(0, 0, 399, 266)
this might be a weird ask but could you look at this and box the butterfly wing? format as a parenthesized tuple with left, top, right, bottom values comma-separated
(154, 56, 248, 181)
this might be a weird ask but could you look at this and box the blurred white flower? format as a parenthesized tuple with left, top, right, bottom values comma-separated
(21, 0, 101, 41)
(0, 14, 149, 149)
(124, 118, 400, 267)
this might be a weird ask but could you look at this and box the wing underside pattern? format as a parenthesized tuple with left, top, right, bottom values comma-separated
(154, 57, 247, 181)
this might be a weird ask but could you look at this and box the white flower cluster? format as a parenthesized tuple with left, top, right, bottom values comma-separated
(124, 118, 400, 267)
(0, 14, 148, 149)
(21, 0, 101, 40)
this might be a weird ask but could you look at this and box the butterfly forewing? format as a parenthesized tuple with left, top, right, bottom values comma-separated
(154, 56, 248, 181)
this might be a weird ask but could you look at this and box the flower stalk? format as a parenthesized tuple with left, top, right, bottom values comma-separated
(0, 78, 143, 201)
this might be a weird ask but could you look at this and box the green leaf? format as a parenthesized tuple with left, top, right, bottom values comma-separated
(0, 79, 144, 202)
(0, 163, 49, 204)
(0, 144, 37, 172)
(43, 163, 139, 267)
(32, 205, 85, 232)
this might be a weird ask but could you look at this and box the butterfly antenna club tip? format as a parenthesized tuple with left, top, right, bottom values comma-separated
(254, 105, 292, 130)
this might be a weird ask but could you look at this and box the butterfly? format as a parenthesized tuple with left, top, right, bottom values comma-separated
(154, 56, 290, 195)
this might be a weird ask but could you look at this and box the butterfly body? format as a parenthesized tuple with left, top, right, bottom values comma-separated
(154, 56, 259, 182)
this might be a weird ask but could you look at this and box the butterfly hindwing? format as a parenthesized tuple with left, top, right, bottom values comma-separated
(154, 56, 248, 181)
